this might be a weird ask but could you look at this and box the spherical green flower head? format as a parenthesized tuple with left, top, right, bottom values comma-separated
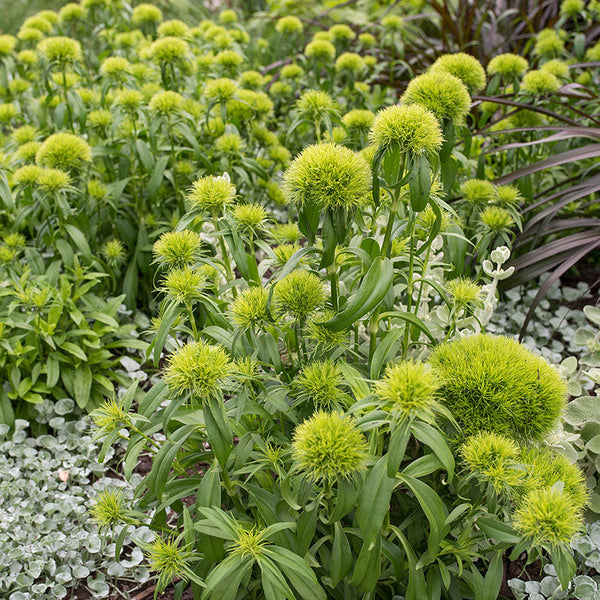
(204, 77, 239, 103)
(37, 167, 71, 192)
(146, 538, 193, 591)
(496, 184, 522, 206)
(13, 165, 43, 186)
(149, 90, 183, 115)
(23, 15, 53, 34)
(230, 285, 270, 329)
(487, 53, 529, 78)
(305, 39, 336, 61)
(269, 222, 302, 244)
(37, 36, 82, 63)
(150, 36, 188, 63)
(460, 178, 496, 205)
(534, 29, 565, 58)
(519, 446, 589, 510)
(375, 360, 439, 419)
(132, 3, 162, 24)
(461, 431, 522, 491)
(514, 487, 583, 547)
(102, 239, 125, 265)
(0, 103, 18, 124)
(294, 360, 345, 409)
(0, 34, 17, 56)
(274, 270, 326, 321)
(187, 175, 236, 214)
(296, 89, 336, 120)
(163, 266, 206, 304)
(276, 15, 303, 35)
(282, 143, 371, 210)
(158, 19, 189, 38)
(560, 0, 584, 16)
(343, 109, 375, 134)
(521, 70, 561, 95)
(381, 14, 404, 31)
(90, 488, 126, 532)
(17, 49, 37, 65)
(87, 109, 112, 128)
(116, 89, 144, 111)
(446, 277, 483, 309)
(165, 340, 232, 401)
(540, 59, 569, 79)
(215, 132, 245, 155)
(35, 132, 92, 172)
(369, 104, 443, 154)
(479, 206, 514, 232)
(430, 334, 567, 441)
(232, 203, 268, 233)
(335, 52, 364, 74)
(281, 63, 304, 80)
(430, 53, 486, 94)
(402, 71, 471, 125)
(292, 410, 368, 483)
(329, 24, 355, 42)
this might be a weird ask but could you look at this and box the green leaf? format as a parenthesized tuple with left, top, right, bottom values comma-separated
(349, 535, 382, 592)
(203, 396, 232, 466)
(480, 551, 503, 600)
(64, 225, 91, 261)
(387, 419, 411, 477)
(330, 521, 352, 587)
(408, 154, 431, 212)
(550, 545, 576, 591)
(73, 365, 92, 409)
(410, 421, 455, 481)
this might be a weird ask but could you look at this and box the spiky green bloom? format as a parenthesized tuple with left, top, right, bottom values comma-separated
(274, 270, 326, 321)
(375, 360, 439, 418)
(239, 70, 265, 90)
(305, 39, 336, 61)
(232, 203, 268, 233)
(276, 15, 303, 34)
(18, 28, 43, 43)
(269, 222, 302, 244)
(306, 310, 348, 349)
(219, 9, 238, 24)
(22, 15, 53, 33)
(37, 36, 82, 63)
(560, 0, 584, 16)
(153, 230, 203, 269)
(270, 82, 291, 99)
(283, 143, 371, 210)
(146, 538, 194, 592)
(460, 178, 496, 205)
(0, 35, 17, 56)
(204, 77, 239, 103)
(158, 20, 189, 38)
(329, 24, 355, 42)
(187, 175, 235, 214)
(534, 29, 565, 58)
(165, 340, 232, 401)
(462, 431, 523, 491)
(227, 89, 273, 121)
(91, 398, 132, 432)
(16, 141, 42, 162)
(586, 42, 600, 61)
(215, 49, 243, 70)
(496, 184, 522, 206)
(162, 266, 206, 304)
(100, 56, 130, 78)
(342, 109, 375, 134)
(430, 334, 567, 441)
(37, 167, 71, 192)
(17, 49, 37, 64)
(132, 3, 162, 24)
(335, 52, 364, 74)
(149, 90, 183, 115)
(9, 78, 30, 95)
(87, 179, 106, 200)
(87, 109, 112, 129)
(281, 63, 304, 80)
(294, 360, 346, 409)
(0, 246, 17, 262)
(480, 206, 515, 232)
(272, 243, 301, 266)
(230, 285, 270, 329)
(268, 145, 291, 165)
(0, 103, 18, 124)
(58, 2, 86, 22)
(292, 411, 368, 482)
(402, 71, 471, 125)
(89, 488, 127, 532)
(296, 89, 337, 120)
(102, 239, 125, 266)
(514, 488, 583, 547)
(36, 132, 92, 171)
(430, 53, 486, 93)
(4, 233, 25, 248)
(313, 31, 333, 42)
(521, 70, 561, 95)
(150, 37, 188, 63)
(540, 59, 570, 79)
(381, 14, 404, 31)
(116, 89, 144, 111)
(13, 165, 43, 186)
(446, 277, 483, 309)
(519, 447, 589, 510)
(369, 104, 443, 154)
(215, 132, 245, 155)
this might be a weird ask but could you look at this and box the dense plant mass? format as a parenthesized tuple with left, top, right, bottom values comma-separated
(0, 0, 599, 599)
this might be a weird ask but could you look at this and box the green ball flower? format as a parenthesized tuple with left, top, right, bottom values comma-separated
(87, 109, 112, 129)
(335, 52, 364, 75)
(560, 0, 584, 17)
(158, 20, 190, 38)
(215, 132, 245, 155)
(281, 63, 304, 80)
(0, 103, 18, 124)
(343, 109, 375, 134)
(430, 334, 567, 441)
(496, 184, 522, 206)
(116, 89, 144, 111)
(283, 143, 371, 210)
(359, 33, 376, 47)
(294, 360, 346, 409)
(230, 285, 270, 330)
(89, 489, 127, 532)
(149, 90, 183, 115)
(375, 360, 439, 418)
(232, 203, 268, 233)
(162, 266, 206, 305)
(146, 538, 195, 593)
(461, 431, 522, 491)
(269, 222, 302, 244)
(132, 3, 162, 25)
(514, 488, 583, 547)
(305, 39, 336, 61)
(187, 175, 236, 214)
(35, 132, 92, 171)
(37, 167, 71, 192)
(292, 410, 368, 483)
(274, 270, 326, 321)
(479, 206, 515, 232)
(369, 103, 443, 154)
(401, 71, 471, 125)
(534, 29, 565, 58)
(430, 52, 486, 93)
(460, 178, 496, 205)
(0, 35, 17, 56)
(150, 37, 188, 64)
(540, 59, 569, 79)
(296, 89, 337, 120)
(13, 165, 43, 186)
(100, 56, 130, 78)
(165, 340, 232, 401)
(37, 36, 82, 63)
(381, 14, 404, 31)
(102, 239, 126, 266)
(276, 15, 303, 35)
(13, 125, 37, 145)
(219, 9, 238, 24)
(521, 70, 561, 95)
(446, 277, 483, 310)
(487, 54, 529, 78)
(328, 24, 355, 42)
(204, 77, 239, 103)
